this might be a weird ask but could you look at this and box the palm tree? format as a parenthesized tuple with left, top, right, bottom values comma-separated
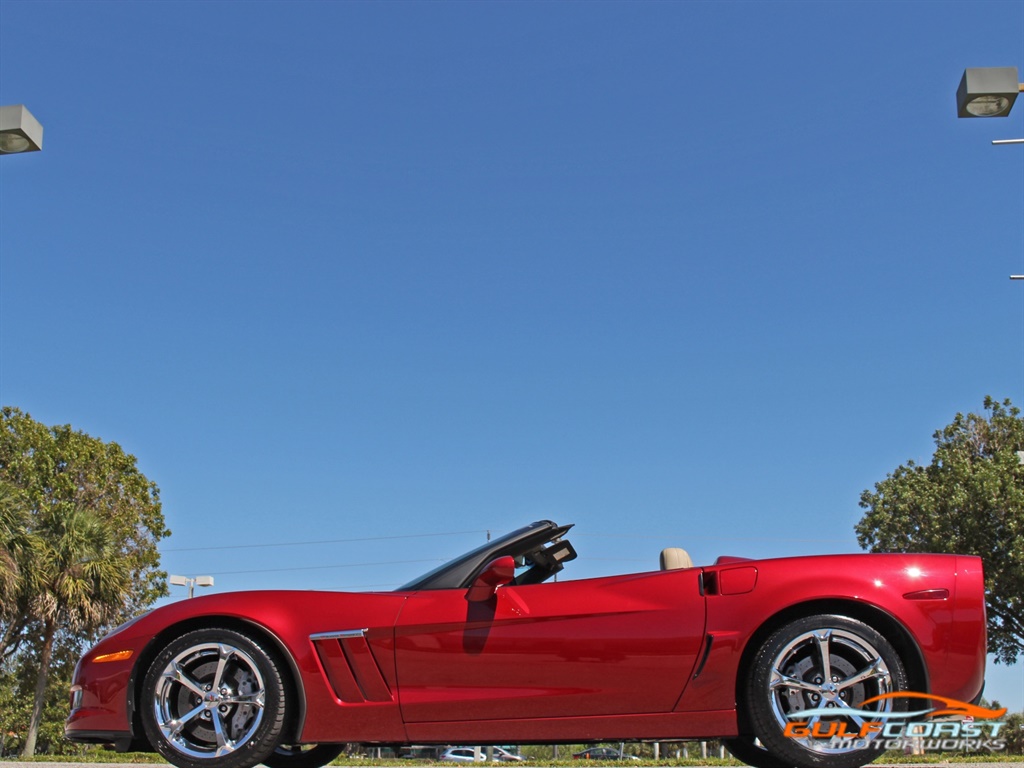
(19, 503, 130, 757)
(0, 483, 36, 645)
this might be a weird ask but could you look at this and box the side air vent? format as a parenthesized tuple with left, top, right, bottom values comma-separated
(310, 630, 392, 703)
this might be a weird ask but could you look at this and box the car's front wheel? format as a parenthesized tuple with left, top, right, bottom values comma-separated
(745, 614, 907, 768)
(140, 628, 288, 768)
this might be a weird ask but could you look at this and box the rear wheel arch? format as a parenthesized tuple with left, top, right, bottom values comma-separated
(130, 617, 307, 748)
(734, 598, 928, 724)
(744, 613, 908, 768)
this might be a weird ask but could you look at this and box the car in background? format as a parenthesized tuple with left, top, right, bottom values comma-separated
(440, 747, 524, 762)
(572, 747, 640, 760)
(66, 520, 987, 768)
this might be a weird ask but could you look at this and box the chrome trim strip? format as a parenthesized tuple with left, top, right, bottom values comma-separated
(310, 629, 367, 641)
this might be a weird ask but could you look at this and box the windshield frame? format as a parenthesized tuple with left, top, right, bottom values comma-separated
(396, 520, 573, 591)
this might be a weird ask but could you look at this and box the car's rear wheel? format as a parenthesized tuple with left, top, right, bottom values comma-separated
(745, 614, 907, 768)
(262, 744, 345, 768)
(140, 628, 288, 768)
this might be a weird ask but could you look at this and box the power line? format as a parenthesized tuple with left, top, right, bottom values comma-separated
(573, 532, 852, 544)
(165, 527, 857, 582)
(163, 529, 488, 553)
(163, 527, 850, 554)
(204, 555, 664, 577)
(203, 558, 444, 576)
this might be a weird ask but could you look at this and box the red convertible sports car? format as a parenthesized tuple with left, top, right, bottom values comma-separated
(66, 521, 987, 768)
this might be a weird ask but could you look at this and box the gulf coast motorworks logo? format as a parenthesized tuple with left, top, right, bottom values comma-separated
(783, 693, 1009, 752)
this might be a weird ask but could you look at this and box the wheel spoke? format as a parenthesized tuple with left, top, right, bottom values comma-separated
(210, 708, 234, 756)
(225, 690, 265, 708)
(160, 702, 206, 737)
(813, 630, 833, 683)
(834, 697, 867, 729)
(212, 644, 233, 691)
(796, 713, 822, 749)
(837, 657, 888, 690)
(770, 668, 820, 693)
(165, 663, 205, 698)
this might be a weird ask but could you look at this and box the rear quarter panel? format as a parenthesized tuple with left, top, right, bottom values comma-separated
(677, 553, 985, 713)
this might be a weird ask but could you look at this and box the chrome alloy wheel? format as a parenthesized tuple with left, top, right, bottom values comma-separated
(152, 641, 267, 759)
(767, 627, 895, 755)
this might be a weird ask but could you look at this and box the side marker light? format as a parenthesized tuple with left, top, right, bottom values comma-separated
(94, 650, 134, 663)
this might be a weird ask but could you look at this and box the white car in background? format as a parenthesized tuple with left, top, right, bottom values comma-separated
(440, 747, 525, 762)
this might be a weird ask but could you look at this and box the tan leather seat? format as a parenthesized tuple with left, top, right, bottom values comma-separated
(660, 547, 694, 570)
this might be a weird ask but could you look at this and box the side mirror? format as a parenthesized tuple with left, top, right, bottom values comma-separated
(466, 556, 516, 602)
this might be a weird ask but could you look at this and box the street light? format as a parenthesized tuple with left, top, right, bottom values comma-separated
(956, 67, 1024, 147)
(169, 574, 215, 599)
(956, 67, 1021, 118)
(0, 104, 44, 154)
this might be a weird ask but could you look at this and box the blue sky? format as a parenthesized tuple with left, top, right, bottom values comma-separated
(2, 0, 1022, 712)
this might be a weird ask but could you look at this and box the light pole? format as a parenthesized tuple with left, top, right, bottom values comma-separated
(0, 105, 43, 154)
(956, 67, 1024, 282)
(169, 574, 215, 599)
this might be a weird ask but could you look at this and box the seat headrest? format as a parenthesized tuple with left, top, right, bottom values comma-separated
(660, 547, 694, 570)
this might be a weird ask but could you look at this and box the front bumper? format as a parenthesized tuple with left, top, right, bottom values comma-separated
(64, 628, 151, 749)
(63, 729, 137, 752)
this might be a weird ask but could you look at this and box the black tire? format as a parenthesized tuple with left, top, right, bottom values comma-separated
(745, 614, 908, 768)
(722, 736, 793, 768)
(140, 628, 289, 768)
(263, 744, 345, 768)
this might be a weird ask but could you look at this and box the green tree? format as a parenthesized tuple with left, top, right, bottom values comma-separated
(0, 407, 170, 658)
(20, 505, 134, 756)
(855, 396, 1024, 664)
(1, 629, 86, 757)
(0, 407, 170, 755)
(1003, 710, 1024, 755)
(0, 482, 34, 621)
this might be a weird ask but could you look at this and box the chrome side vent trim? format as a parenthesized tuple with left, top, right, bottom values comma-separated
(311, 629, 392, 703)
